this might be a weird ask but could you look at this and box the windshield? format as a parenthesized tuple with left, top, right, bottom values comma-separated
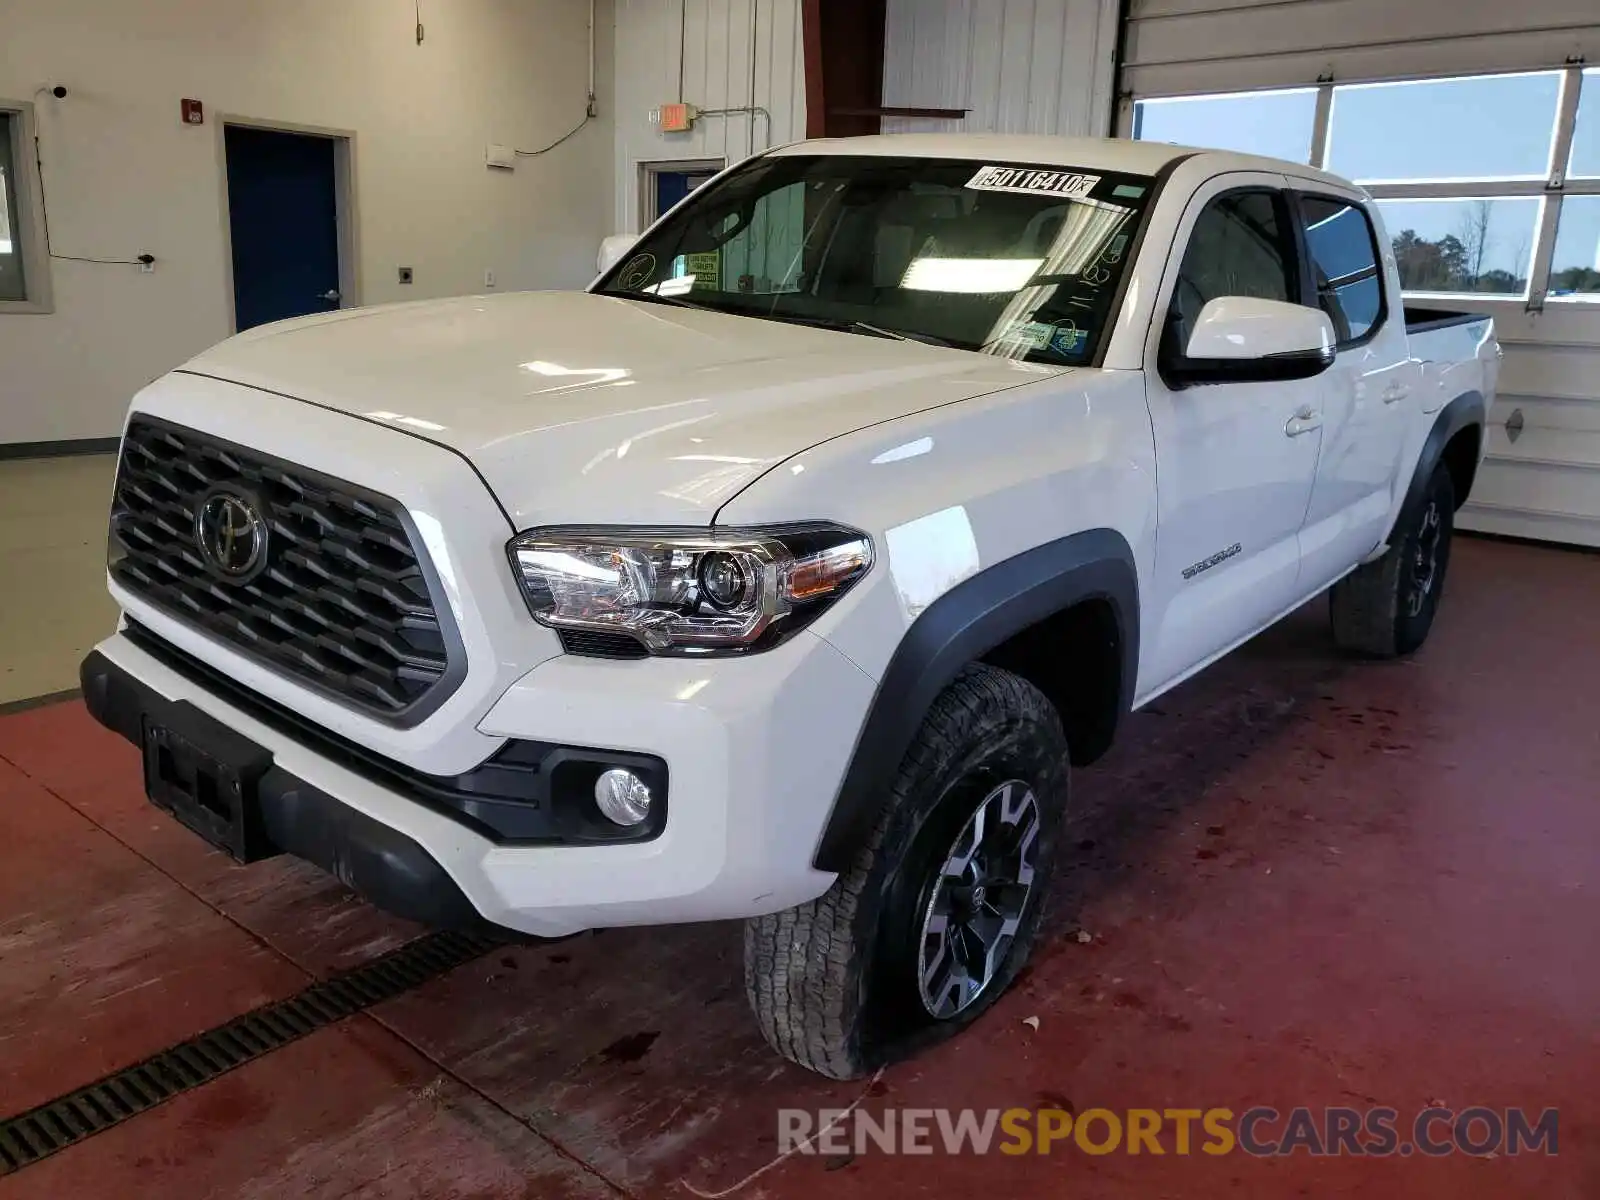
(592, 154, 1154, 366)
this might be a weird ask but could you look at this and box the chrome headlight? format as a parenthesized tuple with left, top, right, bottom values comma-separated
(507, 524, 873, 655)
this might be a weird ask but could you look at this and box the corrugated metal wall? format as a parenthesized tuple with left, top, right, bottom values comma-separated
(1123, 0, 1600, 98)
(611, 0, 806, 233)
(881, 0, 1121, 137)
(1123, 0, 1600, 547)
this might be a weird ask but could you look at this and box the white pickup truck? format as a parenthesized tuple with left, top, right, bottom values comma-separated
(82, 134, 1497, 1078)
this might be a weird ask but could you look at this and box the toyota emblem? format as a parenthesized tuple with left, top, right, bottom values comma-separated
(195, 487, 269, 580)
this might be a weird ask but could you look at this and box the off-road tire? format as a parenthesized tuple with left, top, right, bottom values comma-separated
(1330, 462, 1456, 658)
(744, 664, 1071, 1079)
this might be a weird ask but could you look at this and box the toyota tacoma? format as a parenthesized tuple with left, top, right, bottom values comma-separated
(81, 134, 1498, 1078)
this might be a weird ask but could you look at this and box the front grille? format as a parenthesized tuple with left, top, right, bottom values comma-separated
(109, 417, 459, 722)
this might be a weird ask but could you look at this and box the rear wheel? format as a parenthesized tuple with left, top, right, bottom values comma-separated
(744, 664, 1070, 1078)
(1330, 462, 1456, 657)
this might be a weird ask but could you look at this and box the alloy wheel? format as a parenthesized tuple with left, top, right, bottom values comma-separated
(916, 780, 1041, 1019)
(1407, 500, 1443, 618)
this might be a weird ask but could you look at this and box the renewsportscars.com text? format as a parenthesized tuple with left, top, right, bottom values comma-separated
(778, 1105, 1559, 1158)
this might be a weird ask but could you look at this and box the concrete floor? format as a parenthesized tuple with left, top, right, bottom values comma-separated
(0, 468, 1595, 1196)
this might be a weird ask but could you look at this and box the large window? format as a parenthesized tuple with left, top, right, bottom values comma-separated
(1377, 198, 1540, 296)
(1325, 73, 1562, 183)
(1132, 88, 1318, 164)
(0, 105, 48, 311)
(0, 112, 26, 302)
(1570, 68, 1600, 179)
(1134, 67, 1600, 306)
(1549, 196, 1600, 298)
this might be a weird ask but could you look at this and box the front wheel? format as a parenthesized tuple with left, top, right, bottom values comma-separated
(744, 664, 1070, 1079)
(1330, 462, 1456, 658)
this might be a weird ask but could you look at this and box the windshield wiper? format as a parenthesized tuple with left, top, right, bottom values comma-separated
(767, 313, 955, 347)
(847, 321, 953, 348)
(595, 287, 709, 310)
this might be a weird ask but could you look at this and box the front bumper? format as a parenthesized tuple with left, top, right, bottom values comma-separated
(82, 647, 486, 930)
(82, 623, 874, 937)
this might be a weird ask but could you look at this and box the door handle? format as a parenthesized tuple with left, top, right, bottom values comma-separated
(320, 289, 341, 303)
(1285, 406, 1322, 437)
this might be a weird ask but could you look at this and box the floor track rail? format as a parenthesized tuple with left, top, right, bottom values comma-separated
(0, 929, 500, 1175)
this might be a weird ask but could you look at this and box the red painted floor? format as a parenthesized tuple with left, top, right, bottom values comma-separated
(0, 535, 1596, 1198)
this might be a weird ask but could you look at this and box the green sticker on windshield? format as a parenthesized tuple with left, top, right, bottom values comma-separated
(684, 251, 720, 283)
(1005, 321, 1055, 349)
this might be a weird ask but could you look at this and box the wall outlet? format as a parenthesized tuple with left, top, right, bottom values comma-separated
(484, 269, 496, 288)
(398, 266, 414, 284)
(486, 143, 516, 170)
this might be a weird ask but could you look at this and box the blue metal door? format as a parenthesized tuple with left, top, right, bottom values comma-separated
(224, 125, 341, 331)
(655, 171, 717, 219)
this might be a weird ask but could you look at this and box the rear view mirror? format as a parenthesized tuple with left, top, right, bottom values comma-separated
(597, 234, 637, 276)
(1164, 296, 1336, 387)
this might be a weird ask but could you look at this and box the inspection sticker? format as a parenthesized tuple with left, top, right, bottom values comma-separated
(1051, 325, 1087, 356)
(1007, 321, 1055, 349)
(966, 166, 1101, 200)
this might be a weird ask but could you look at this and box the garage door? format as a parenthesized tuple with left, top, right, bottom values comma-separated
(1121, 1, 1600, 547)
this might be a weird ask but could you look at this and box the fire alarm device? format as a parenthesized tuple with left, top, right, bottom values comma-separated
(181, 98, 204, 125)
(658, 103, 698, 133)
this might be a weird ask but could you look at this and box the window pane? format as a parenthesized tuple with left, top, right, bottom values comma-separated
(663, 178, 809, 295)
(1547, 196, 1600, 299)
(1376, 198, 1540, 296)
(1570, 68, 1600, 179)
(0, 113, 25, 302)
(1301, 196, 1382, 343)
(1170, 191, 1293, 347)
(1328, 73, 1562, 183)
(602, 156, 1151, 365)
(1134, 89, 1317, 163)
(0, 166, 11, 255)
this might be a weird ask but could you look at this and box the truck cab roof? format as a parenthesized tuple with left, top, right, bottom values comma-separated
(768, 132, 1361, 194)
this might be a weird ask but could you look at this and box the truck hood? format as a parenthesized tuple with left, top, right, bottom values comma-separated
(181, 292, 1056, 528)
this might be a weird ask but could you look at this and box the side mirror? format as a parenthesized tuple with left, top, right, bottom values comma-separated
(1163, 296, 1336, 387)
(597, 233, 637, 276)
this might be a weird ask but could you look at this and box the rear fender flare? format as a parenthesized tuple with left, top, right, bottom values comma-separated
(1396, 390, 1485, 535)
(812, 528, 1139, 872)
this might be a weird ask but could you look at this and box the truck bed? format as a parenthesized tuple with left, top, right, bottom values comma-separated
(1404, 303, 1492, 335)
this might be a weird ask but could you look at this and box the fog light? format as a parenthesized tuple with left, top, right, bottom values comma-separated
(594, 768, 652, 826)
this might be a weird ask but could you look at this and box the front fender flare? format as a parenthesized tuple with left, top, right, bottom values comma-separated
(812, 528, 1139, 872)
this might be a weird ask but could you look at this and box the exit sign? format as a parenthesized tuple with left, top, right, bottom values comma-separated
(658, 103, 697, 133)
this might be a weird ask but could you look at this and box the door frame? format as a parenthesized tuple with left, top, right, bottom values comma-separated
(216, 114, 360, 333)
(636, 157, 726, 231)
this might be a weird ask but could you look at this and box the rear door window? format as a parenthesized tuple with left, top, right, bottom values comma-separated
(1298, 195, 1386, 346)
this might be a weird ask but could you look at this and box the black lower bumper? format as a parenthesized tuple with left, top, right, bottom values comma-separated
(80, 648, 487, 930)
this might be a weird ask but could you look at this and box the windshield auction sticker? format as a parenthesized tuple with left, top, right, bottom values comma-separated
(966, 166, 1101, 200)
